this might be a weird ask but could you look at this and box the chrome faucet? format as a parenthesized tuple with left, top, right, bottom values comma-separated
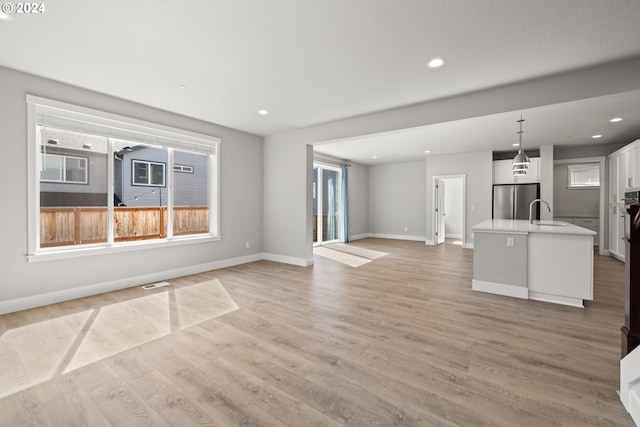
(529, 199, 551, 224)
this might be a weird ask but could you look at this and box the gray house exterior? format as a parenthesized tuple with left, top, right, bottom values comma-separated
(114, 146, 209, 207)
(40, 127, 209, 208)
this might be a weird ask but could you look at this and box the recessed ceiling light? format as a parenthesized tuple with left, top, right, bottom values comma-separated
(179, 84, 187, 90)
(610, 117, 623, 122)
(424, 150, 431, 154)
(258, 109, 269, 115)
(427, 58, 445, 68)
(0, 11, 12, 21)
(372, 155, 378, 159)
(512, 143, 519, 147)
(592, 134, 602, 139)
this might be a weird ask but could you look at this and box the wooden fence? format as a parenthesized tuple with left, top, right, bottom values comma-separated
(40, 206, 209, 248)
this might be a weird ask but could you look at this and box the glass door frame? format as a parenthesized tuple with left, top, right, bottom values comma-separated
(313, 163, 342, 246)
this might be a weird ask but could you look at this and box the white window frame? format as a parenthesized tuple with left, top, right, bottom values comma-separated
(41, 153, 89, 184)
(27, 95, 221, 262)
(568, 163, 600, 189)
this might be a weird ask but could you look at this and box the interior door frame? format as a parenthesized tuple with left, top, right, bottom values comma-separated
(431, 174, 467, 246)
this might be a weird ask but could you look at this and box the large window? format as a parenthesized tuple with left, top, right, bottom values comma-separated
(28, 96, 220, 260)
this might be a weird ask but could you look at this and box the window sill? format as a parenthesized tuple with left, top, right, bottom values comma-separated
(27, 235, 221, 263)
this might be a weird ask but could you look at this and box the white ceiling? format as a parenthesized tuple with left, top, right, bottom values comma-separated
(2, 0, 640, 164)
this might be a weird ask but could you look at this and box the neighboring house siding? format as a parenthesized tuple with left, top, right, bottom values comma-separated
(117, 148, 208, 207)
(40, 147, 108, 207)
(174, 150, 209, 206)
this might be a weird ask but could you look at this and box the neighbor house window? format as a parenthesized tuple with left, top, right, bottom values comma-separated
(173, 164, 194, 173)
(27, 95, 221, 260)
(133, 160, 165, 186)
(568, 163, 600, 188)
(41, 153, 88, 184)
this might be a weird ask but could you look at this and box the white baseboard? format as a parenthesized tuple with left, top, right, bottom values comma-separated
(369, 233, 426, 242)
(446, 233, 463, 238)
(425, 240, 435, 246)
(262, 253, 314, 267)
(463, 242, 474, 249)
(348, 233, 370, 241)
(0, 253, 264, 315)
(472, 279, 528, 299)
(528, 291, 584, 308)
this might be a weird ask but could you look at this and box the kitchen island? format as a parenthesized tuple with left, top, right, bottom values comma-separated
(472, 219, 596, 307)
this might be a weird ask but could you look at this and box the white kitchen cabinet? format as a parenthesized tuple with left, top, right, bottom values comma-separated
(609, 205, 626, 261)
(610, 155, 620, 203)
(607, 139, 640, 261)
(493, 158, 540, 184)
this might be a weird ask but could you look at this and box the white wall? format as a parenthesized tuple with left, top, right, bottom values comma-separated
(426, 152, 493, 247)
(443, 178, 464, 238)
(346, 162, 369, 240)
(369, 162, 426, 240)
(0, 66, 264, 313)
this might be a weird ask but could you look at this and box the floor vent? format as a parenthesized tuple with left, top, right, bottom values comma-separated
(141, 281, 171, 290)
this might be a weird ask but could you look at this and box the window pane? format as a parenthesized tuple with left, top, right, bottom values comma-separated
(133, 161, 148, 185)
(114, 143, 168, 241)
(173, 150, 209, 236)
(150, 163, 165, 186)
(568, 164, 599, 188)
(65, 157, 87, 183)
(39, 126, 108, 248)
(41, 154, 63, 181)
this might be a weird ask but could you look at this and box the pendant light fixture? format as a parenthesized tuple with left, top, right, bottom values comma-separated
(512, 115, 530, 175)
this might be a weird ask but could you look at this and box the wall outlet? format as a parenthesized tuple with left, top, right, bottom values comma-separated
(245, 242, 250, 249)
(507, 237, 514, 247)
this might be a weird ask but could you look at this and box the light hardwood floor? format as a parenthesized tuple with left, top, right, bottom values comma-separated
(0, 238, 633, 426)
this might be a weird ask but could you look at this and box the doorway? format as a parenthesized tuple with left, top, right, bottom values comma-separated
(313, 164, 342, 245)
(432, 175, 466, 245)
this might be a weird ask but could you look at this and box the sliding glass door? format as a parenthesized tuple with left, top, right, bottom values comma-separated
(313, 164, 341, 245)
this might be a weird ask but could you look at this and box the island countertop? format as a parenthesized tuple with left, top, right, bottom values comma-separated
(473, 219, 596, 235)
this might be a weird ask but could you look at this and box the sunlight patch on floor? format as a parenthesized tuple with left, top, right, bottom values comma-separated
(175, 279, 239, 329)
(314, 244, 388, 267)
(0, 309, 93, 398)
(0, 279, 241, 393)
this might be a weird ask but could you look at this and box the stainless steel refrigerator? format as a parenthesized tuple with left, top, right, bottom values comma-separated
(492, 183, 541, 220)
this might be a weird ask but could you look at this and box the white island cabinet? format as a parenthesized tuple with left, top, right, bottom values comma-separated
(472, 219, 596, 307)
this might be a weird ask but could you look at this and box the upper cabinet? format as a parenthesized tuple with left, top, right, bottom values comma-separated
(609, 139, 640, 203)
(493, 157, 540, 184)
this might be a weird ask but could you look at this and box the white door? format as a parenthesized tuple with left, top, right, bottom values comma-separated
(435, 179, 445, 244)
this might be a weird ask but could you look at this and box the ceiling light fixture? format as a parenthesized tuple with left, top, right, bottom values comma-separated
(372, 155, 378, 159)
(512, 115, 530, 176)
(592, 134, 602, 139)
(427, 58, 445, 68)
(258, 109, 269, 115)
(179, 84, 187, 90)
(424, 150, 431, 154)
(610, 117, 623, 122)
